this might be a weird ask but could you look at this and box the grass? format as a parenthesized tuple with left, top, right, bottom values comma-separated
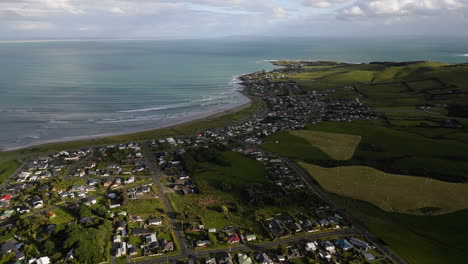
(300, 162, 468, 214)
(0, 159, 20, 183)
(50, 207, 75, 224)
(330, 193, 468, 264)
(127, 199, 164, 216)
(290, 130, 361, 160)
(261, 132, 330, 161)
(195, 151, 267, 194)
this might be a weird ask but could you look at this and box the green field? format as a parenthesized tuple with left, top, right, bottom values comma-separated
(262, 132, 330, 161)
(0, 159, 20, 183)
(330, 194, 468, 264)
(51, 207, 75, 224)
(127, 199, 164, 216)
(195, 151, 268, 195)
(300, 162, 468, 214)
(290, 130, 361, 160)
(263, 120, 468, 183)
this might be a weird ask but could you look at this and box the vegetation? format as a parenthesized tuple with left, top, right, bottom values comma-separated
(300, 162, 468, 214)
(330, 193, 468, 264)
(0, 159, 20, 183)
(290, 130, 361, 160)
(127, 199, 164, 216)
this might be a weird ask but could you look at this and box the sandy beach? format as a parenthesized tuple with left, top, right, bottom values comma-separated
(1, 91, 254, 152)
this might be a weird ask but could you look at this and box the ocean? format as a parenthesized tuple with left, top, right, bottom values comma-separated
(1, 37, 467, 150)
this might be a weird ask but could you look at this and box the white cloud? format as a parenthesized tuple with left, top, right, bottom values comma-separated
(11, 21, 57, 30)
(110, 7, 125, 14)
(340, 0, 466, 19)
(302, 0, 351, 8)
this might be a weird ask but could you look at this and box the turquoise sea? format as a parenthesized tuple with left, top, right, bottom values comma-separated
(1, 37, 467, 150)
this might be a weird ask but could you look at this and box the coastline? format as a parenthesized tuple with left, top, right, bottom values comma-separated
(1, 86, 256, 153)
(2, 99, 252, 152)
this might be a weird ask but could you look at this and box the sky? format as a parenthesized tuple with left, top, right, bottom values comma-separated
(0, 0, 467, 39)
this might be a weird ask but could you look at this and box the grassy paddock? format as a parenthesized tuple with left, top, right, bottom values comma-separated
(290, 130, 361, 160)
(127, 199, 164, 216)
(0, 159, 20, 183)
(300, 162, 468, 214)
(330, 193, 468, 264)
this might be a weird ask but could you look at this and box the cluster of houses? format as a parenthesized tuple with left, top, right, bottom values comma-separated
(16, 150, 90, 183)
(303, 237, 378, 262)
(156, 150, 198, 195)
(110, 205, 175, 257)
(191, 226, 257, 249)
(212, 69, 377, 145)
(236, 148, 305, 190)
(73, 143, 149, 178)
(264, 210, 348, 239)
(0, 238, 50, 264)
(184, 235, 379, 264)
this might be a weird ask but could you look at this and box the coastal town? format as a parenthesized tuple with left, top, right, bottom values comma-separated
(0, 62, 400, 264)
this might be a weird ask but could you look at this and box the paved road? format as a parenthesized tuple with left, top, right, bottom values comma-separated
(133, 229, 360, 264)
(241, 143, 407, 264)
(142, 142, 190, 256)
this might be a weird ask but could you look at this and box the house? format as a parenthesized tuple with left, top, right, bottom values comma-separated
(350, 237, 370, 249)
(237, 253, 253, 264)
(124, 176, 135, 184)
(161, 240, 174, 252)
(30, 257, 51, 264)
(113, 242, 127, 257)
(0, 209, 14, 220)
(145, 233, 158, 248)
(127, 245, 138, 256)
(132, 228, 150, 236)
(148, 218, 162, 226)
(206, 258, 217, 264)
(276, 255, 286, 262)
(362, 252, 376, 261)
(0, 240, 18, 255)
(255, 253, 274, 264)
(45, 211, 56, 219)
(335, 239, 353, 251)
(116, 221, 126, 231)
(195, 240, 211, 247)
(0, 195, 12, 202)
(245, 234, 257, 242)
(227, 233, 240, 244)
(16, 205, 31, 214)
(319, 219, 330, 227)
(318, 251, 332, 261)
(322, 241, 335, 253)
(305, 242, 317, 251)
(217, 253, 233, 264)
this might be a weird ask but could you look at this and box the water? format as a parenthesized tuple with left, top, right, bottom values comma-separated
(1, 37, 467, 150)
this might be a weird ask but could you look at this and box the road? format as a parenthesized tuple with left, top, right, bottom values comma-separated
(223, 135, 407, 264)
(142, 142, 190, 256)
(133, 229, 360, 264)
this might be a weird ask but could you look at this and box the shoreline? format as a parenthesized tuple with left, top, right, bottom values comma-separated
(1, 88, 255, 153)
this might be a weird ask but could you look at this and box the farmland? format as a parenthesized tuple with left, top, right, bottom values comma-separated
(290, 130, 361, 160)
(330, 194, 468, 264)
(300, 162, 468, 214)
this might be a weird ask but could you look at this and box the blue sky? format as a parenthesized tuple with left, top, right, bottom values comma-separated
(0, 0, 466, 39)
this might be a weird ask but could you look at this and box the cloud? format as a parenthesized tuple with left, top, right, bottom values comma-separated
(110, 7, 125, 14)
(10, 21, 57, 30)
(340, 0, 466, 19)
(302, 0, 351, 8)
